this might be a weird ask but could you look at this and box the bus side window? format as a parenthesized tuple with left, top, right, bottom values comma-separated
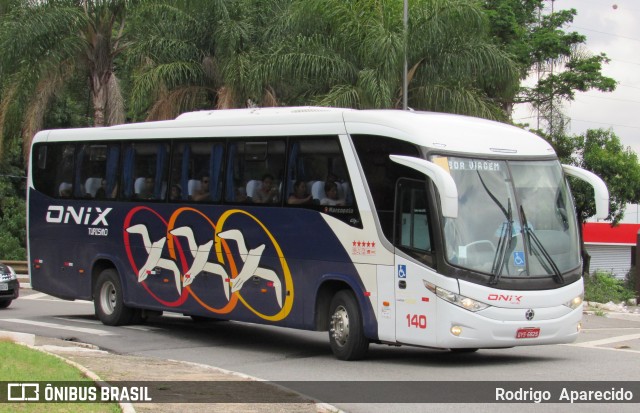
(286, 137, 354, 205)
(34, 143, 75, 199)
(285, 137, 361, 226)
(122, 142, 169, 201)
(352, 134, 421, 240)
(76, 143, 120, 200)
(226, 140, 285, 204)
(31, 144, 54, 197)
(171, 141, 224, 203)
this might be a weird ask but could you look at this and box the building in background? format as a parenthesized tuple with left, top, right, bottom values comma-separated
(583, 221, 638, 280)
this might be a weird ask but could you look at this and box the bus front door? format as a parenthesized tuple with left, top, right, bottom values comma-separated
(394, 179, 437, 346)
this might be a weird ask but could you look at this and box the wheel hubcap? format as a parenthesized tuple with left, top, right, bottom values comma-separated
(330, 305, 350, 346)
(100, 281, 117, 315)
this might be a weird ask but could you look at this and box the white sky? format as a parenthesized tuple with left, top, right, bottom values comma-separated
(512, 0, 640, 224)
(513, 0, 640, 157)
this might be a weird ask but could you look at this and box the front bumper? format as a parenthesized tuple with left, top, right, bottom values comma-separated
(435, 301, 582, 349)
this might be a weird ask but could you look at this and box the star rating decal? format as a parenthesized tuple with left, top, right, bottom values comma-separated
(351, 240, 377, 255)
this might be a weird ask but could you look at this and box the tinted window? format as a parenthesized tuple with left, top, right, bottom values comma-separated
(225, 140, 286, 204)
(121, 142, 169, 201)
(170, 141, 224, 203)
(32, 143, 75, 198)
(395, 178, 433, 266)
(352, 134, 421, 239)
(75, 143, 120, 200)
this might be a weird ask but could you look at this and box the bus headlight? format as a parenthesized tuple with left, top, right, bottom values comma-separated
(423, 280, 489, 312)
(564, 294, 583, 310)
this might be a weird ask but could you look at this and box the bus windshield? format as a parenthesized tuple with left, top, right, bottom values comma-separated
(433, 156, 580, 280)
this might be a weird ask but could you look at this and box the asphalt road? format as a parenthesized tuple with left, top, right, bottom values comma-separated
(2, 289, 640, 412)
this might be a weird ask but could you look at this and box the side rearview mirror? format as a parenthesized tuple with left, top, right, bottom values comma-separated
(390, 155, 458, 218)
(562, 164, 609, 220)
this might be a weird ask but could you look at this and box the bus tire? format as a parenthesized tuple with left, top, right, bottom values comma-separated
(94, 269, 133, 326)
(0, 299, 12, 309)
(328, 290, 369, 360)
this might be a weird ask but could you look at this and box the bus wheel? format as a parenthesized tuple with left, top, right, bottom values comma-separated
(329, 290, 369, 360)
(94, 269, 133, 326)
(0, 299, 12, 309)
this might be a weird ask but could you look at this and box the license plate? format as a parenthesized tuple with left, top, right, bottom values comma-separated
(516, 327, 540, 339)
(0, 283, 8, 291)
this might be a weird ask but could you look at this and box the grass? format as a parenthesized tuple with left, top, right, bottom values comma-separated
(584, 271, 636, 304)
(0, 340, 120, 413)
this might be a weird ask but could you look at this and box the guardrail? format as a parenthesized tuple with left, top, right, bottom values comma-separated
(1, 260, 28, 275)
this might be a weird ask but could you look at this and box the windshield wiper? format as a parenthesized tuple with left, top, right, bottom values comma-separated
(520, 206, 564, 284)
(476, 171, 513, 284)
(490, 199, 512, 284)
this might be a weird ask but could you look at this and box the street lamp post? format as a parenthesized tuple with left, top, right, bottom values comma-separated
(403, 0, 408, 110)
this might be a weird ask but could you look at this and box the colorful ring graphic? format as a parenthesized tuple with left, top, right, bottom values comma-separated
(124, 206, 189, 307)
(167, 207, 239, 314)
(124, 207, 293, 321)
(216, 209, 294, 322)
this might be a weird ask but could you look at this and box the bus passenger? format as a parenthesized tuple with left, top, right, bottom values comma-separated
(94, 179, 107, 199)
(253, 173, 279, 204)
(59, 182, 72, 198)
(192, 175, 210, 201)
(138, 177, 155, 199)
(288, 180, 312, 205)
(320, 181, 345, 206)
(169, 184, 182, 201)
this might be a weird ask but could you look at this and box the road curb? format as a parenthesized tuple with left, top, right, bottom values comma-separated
(3, 330, 343, 412)
(18, 275, 30, 289)
(1, 330, 135, 413)
(169, 358, 345, 412)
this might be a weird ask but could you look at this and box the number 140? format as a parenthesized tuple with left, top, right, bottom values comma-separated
(406, 314, 427, 329)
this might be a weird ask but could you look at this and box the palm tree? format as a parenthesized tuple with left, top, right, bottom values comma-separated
(126, 0, 278, 120)
(127, 0, 518, 120)
(259, 0, 519, 118)
(126, 0, 218, 120)
(0, 0, 134, 161)
(0, 0, 21, 16)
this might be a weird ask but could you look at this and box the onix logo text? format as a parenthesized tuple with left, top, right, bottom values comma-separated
(488, 294, 523, 304)
(46, 206, 112, 226)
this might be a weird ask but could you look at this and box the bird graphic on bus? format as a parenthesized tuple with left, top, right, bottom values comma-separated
(125, 224, 183, 294)
(169, 226, 229, 299)
(126, 223, 283, 308)
(217, 229, 283, 308)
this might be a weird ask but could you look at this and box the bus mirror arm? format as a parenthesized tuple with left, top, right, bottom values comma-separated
(562, 164, 609, 220)
(389, 155, 458, 218)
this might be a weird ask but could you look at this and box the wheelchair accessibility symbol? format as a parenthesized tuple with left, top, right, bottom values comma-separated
(398, 265, 407, 278)
(513, 251, 525, 266)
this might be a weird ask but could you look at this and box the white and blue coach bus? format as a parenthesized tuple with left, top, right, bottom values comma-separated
(27, 107, 608, 360)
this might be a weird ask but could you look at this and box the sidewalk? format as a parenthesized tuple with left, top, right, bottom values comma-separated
(3, 331, 338, 413)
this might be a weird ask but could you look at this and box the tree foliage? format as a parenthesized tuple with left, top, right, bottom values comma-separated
(545, 127, 640, 224)
(258, 0, 519, 118)
(125, 0, 281, 119)
(0, 140, 26, 260)
(0, 0, 136, 162)
(569, 129, 640, 224)
(482, 0, 616, 120)
(125, 0, 520, 119)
